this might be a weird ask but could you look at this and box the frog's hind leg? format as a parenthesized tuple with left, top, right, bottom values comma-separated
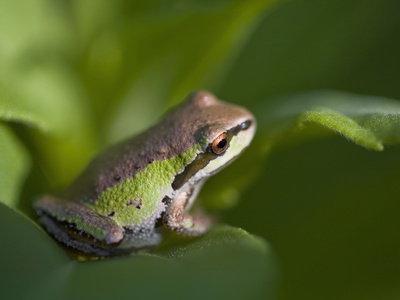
(34, 195, 123, 256)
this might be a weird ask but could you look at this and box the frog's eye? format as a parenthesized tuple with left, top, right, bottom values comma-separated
(211, 133, 229, 155)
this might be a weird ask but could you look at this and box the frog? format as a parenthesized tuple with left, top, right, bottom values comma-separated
(34, 91, 256, 257)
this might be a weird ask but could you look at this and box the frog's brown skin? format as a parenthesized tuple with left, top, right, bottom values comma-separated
(34, 91, 256, 257)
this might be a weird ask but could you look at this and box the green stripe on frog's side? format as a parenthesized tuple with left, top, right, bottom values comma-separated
(89, 145, 202, 227)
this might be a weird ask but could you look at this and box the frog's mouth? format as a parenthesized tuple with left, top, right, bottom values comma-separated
(172, 119, 255, 190)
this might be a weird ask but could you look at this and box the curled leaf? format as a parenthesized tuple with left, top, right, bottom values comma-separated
(258, 90, 400, 151)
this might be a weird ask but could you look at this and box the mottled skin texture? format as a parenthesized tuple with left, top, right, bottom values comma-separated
(34, 91, 256, 256)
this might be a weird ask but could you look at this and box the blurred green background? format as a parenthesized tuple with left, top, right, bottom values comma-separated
(1, 0, 400, 299)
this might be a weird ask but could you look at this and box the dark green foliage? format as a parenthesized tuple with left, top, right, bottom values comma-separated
(1, 0, 400, 299)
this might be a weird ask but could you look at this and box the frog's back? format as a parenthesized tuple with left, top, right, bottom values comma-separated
(64, 91, 252, 205)
(65, 123, 193, 204)
(65, 132, 150, 204)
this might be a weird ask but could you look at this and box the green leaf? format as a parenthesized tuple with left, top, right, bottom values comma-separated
(0, 202, 277, 300)
(71, 0, 281, 143)
(0, 0, 98, 187)
(0, 202, 70, 299)
(0, 82, 52, 133)
(69, 226, 277, 300)
(159, 225, 268, 258)
(0, 124, 30, 207)
(0, 64, 90, 136)
(258, 90, 400, 151)
(224, 136, 400, 300)
(0, 0, 71, 70)
(214, 0, 400, 298)
(0, 0, 80, 135)
(0, 60, 99, 187)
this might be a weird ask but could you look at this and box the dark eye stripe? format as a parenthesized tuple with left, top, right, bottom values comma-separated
(172, 151, 216, 190)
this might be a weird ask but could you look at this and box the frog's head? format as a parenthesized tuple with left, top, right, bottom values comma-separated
(171, 91, 256, 189)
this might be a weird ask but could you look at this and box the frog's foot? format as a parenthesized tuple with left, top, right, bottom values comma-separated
(34, 195, 124, 256)
(163, 192, 212, 236)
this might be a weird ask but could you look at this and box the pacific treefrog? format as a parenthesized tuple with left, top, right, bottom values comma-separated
(34, 91, 256, 257)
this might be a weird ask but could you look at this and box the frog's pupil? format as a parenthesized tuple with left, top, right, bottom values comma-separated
(218, 139, 227, 148)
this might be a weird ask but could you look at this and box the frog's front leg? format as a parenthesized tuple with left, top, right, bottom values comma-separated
(163, 189, 212, 236)
(34, 195, 124, 256)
